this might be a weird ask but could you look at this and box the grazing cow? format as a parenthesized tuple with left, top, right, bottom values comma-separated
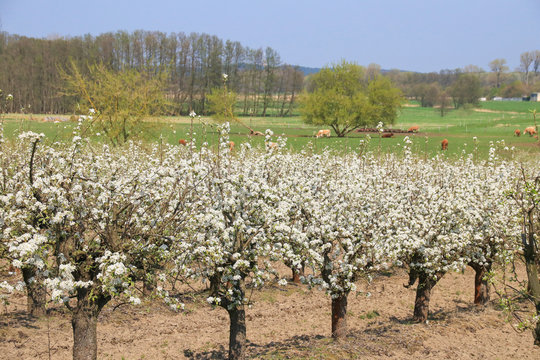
(524, 126, 537, 136)
(250, 130, 264, 136)
(381, 133, 394, 138)
(316, 129, 331, 138)
(441, 139, 448, 150)
(514, 129, 521, 137)
(228, 141, 235, 151)
(178, 138, 187, 146)
(408, 125, 420, 133)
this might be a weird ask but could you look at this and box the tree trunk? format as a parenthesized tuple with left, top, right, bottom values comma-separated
(21, 265, 47, 317)
(521, 232, 540, 345)
(71, 288, 109, 360)
(72, 307, 99, 360)
(413, 272, 440, 323)
(143, 275, 156, 296)
(469, 262, 491, 305)
(331, 294, 348, 340)
(227, 305, 247, 360)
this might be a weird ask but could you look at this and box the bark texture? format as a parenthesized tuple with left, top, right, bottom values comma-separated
(71, 287, 109, 360)
(522, 231, 540, 346)
(470, 262, 491, 305)
(72, 308, 99, 360)
(142, 276, 157, 296)
(331, 294, 348, 339)
(21, 265, 47, 317)
(413, 272, 441, 323)
(227, 306, 247, 360)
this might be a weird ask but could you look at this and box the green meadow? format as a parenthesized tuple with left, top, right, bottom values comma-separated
(2, 101, 539, 159)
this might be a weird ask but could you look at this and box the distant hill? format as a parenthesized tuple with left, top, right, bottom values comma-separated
(296, 66, 321, 76)
(295, 66, 409, 76)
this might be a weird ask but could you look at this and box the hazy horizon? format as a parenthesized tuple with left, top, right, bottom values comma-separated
(1, 0, 538, 73)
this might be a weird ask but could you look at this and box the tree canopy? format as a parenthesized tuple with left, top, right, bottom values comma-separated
(207, 74, 238, 123)
(299, 61, 402, 137)
(63, 61, 168, 146)
(449, 73, 482, 108)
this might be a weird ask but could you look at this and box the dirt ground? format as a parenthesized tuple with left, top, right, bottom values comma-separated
(1, 266, 539, 360)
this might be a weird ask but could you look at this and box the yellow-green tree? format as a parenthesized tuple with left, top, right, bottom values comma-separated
(299, 61, 402, 137)
(207, 74, 237, 123)
(207, 73, 258, 133)
(63, 61, 168, 146)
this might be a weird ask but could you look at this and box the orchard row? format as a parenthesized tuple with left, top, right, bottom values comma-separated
(0, 123, 538, 359)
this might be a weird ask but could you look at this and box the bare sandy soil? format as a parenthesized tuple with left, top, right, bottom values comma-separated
(1, 265, 539, 359)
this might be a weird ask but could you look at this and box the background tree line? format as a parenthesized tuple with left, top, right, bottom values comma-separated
(0, 30, 304, 116)
(0, 28, 538, 117)
(386, 51, 540, 111)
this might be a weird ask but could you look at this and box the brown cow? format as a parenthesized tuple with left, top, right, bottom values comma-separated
(178, 138, 187, 146)
(267, 141, 279, 149)
(250, 130, 264, 136)
(524, 126, 537, 136)
(408, 125, 420, 133)
(381, 133, 394, 138)
(441, 139, 449, 150)
(316, 129, 331, 138)
(228, 141, 235, 151)
(514, 129, 521, 137)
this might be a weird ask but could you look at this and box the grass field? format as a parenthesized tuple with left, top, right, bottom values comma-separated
(2, 101, 539, 159)
(478, 100, 539, 113)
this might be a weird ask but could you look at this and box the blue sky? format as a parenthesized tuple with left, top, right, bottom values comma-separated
(1, 0, 538, 72)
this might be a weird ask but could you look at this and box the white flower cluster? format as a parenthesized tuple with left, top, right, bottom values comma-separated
(0, 124, 534, 317)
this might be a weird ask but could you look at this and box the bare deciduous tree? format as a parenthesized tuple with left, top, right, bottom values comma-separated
(489, 58, 508, 88)
(520, 51, 534, 85)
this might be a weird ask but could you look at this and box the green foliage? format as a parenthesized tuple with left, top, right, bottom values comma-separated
(207, 85, 237, 123)
(299, 61, 402, 137)
(500, 81, 528, 98)
(411, 83, 441, 107)
(449, 74, 482, 108)
(62, 60, 168, 146)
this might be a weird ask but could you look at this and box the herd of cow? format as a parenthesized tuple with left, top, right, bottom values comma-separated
(514, 126, 538, 137)
(177, 125, 538, 153)
(314, 126, 453, 150)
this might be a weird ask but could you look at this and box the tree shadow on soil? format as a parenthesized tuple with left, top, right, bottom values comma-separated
(183, 335, 325, 360)
(183, 328, 425, 359)
(389, 301, 491, 325)
(0, 310, 40, 329)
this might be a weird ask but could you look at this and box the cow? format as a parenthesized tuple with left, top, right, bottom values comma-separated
(381, 133, 394, 138)
(408, 125, 419, 133)
(316, 129, 331, 138)
(524, 126, 537, 136)
(228, 141, 235, 151)
(250, 130, 264, 136)
(267, 142, 278, 149)
(441, 139, 449, 150)
(178, 138, 187, 146)
(514, 129, 521, 137)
